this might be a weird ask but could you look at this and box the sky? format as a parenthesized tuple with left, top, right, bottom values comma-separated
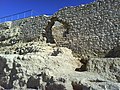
(0, 0, 95, 20)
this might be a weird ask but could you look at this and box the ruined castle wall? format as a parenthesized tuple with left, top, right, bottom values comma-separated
(11, 16, 51, 41)
(53, 0, 120, 56)
(1, 0, 119, 57)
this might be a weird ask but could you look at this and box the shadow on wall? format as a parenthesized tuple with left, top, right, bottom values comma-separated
(44, 17, 70, 44)
(105, 46, 120, 58)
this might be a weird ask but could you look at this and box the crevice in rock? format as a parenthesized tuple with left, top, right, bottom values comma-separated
(115, 75, 120, 83)
(75, 56, 89, 72)
(0, 56, 8, 89)
(8, 60, 18, 89)
(89, 79, 106, 82)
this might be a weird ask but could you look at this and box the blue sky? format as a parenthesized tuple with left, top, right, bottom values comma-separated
(0, 0, 95, 18)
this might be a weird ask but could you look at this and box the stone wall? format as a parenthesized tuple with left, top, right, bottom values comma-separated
(52, 0, 120, 57)
(11, 16, 51, 42)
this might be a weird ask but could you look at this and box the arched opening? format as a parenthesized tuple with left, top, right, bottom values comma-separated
(45, 17, 70, 44)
